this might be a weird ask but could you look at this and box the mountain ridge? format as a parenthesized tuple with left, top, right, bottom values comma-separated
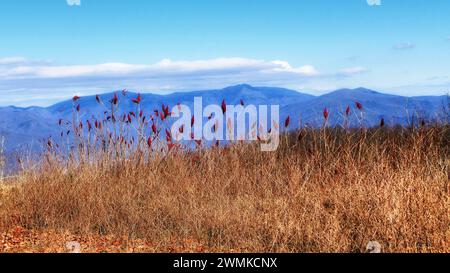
(0, 84, 448, 154)
(2, 85, 446, 110)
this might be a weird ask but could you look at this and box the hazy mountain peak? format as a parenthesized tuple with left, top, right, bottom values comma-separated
(332, 87, 382, 95)
(225, 83, 255, 90)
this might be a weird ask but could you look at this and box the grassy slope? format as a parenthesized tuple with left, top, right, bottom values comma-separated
(0, 125, 448, 253)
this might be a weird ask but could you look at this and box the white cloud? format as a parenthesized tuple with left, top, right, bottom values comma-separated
(0, 57, 371, 106)
(67, 0, 81, 6)
(271, 61, 319, 76)
(393, 42, 416, 50)
(0, 57, 320, 79)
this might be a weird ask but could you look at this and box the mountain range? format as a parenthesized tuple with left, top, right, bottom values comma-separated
(0, 84, 448, 154)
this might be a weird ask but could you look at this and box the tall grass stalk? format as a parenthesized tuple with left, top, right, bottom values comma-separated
(0, 136, 4, 182)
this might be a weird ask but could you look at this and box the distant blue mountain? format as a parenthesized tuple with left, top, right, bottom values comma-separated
(283, 87, 448, 127)
(0, 84, 448, 154)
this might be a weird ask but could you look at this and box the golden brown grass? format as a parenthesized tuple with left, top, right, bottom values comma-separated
(0, 136, 5, 182)
(0, 125, 449, 253)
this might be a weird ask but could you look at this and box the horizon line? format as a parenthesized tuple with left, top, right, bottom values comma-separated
(1, 84, 448, 109)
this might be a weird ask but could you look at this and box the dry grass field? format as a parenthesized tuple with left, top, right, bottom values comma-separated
(0, 96, 449, 253)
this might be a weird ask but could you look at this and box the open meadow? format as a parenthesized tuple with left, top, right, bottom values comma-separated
(0, 102, 448, 253)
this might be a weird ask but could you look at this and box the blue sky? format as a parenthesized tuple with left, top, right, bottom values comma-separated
(0, 0, 449, 106)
